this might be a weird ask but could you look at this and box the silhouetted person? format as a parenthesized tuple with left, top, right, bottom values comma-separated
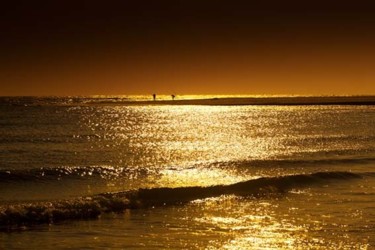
(153, 94, 156, 101)
(171, 94, 175, 100)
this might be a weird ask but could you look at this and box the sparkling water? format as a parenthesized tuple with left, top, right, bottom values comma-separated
(1, 97, 375, 249)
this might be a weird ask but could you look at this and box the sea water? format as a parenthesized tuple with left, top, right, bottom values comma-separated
(0, 97, 375, 249)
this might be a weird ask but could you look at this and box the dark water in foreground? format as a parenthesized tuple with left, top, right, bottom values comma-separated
(1, 96, 375, 249)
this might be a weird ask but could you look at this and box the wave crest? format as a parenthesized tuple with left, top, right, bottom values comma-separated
(0, 171, 363, 231)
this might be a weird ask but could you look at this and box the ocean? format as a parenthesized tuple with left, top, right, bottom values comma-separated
(1, 96, 375, 249)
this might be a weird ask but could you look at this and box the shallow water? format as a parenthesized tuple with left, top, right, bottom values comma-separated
(1, 97, 375, 248)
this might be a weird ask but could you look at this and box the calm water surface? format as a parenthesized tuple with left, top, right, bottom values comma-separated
(1, 97, 375, 249)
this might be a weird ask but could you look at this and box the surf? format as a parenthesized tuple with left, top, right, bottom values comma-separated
(0, 171, 363, 231)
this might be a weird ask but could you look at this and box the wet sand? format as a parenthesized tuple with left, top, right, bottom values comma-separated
(92, 96, 375, 106)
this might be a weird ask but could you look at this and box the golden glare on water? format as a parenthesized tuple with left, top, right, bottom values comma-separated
(77, 104, 375, 190)
(145, 105, 289, 164)
(123, 105, 296, 187)
(158, 167, 253, 187)
(184, 192, 371, 249)
(189, 196, 303, 249)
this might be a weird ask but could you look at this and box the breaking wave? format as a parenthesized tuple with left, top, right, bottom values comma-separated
(1, 156, 374, 183)
(0, 171, 363, 231)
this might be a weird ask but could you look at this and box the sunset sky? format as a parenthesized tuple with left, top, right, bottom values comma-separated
(1, 1, 375, 96)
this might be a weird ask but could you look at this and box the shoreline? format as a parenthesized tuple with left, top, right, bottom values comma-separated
(2, 95, 375, 106)
(90, 96, 375, 106)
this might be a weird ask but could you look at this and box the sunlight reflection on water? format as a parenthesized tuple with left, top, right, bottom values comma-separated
(79, 105, 304, 178)
(186, 193, 371, 249)
(74, 104, 375, 189)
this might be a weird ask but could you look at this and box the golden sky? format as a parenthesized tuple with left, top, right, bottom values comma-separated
(1, 1, 375, 96)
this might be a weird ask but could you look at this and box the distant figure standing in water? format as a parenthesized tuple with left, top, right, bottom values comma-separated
(171, 94, 175, 100)
(153, 94, 156, 101)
